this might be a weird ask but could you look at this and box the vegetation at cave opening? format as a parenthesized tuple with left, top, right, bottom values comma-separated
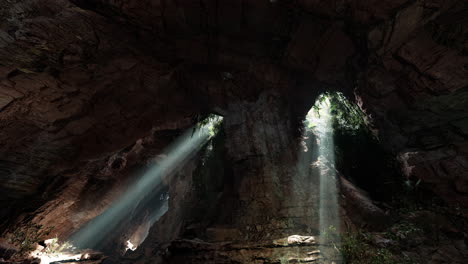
(339, 230, 417, 264)
(192, 113, 223, 137)
(7, 223, 53, 256)
(309, 92, 465, 264)
(306, 92, 370, 135)
(308, 92, 397, 201)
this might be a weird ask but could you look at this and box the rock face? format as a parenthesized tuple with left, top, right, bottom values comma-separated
(165, 236, 324, 264)
(221, 92, 304, 239)
(356, 0, 468, 215)
(0, 0, 204, 233)
(0, 0, 467, 263)
(116, 92, 386, 263)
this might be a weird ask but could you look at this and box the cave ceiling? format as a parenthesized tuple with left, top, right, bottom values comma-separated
(0, 0, 468, 261)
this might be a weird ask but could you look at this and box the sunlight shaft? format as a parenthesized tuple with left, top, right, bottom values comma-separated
(306, 96, 342, 262)
(69, 116, 222, 250)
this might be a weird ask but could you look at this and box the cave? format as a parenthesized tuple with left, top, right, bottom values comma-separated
(0, 1, 467, 264)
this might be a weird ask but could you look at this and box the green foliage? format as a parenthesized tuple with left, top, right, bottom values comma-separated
(340, 231, 397, 264)
(372, 248, 398, 264)
(42, 237, 75, 255)
(327, 92, 369, 136)
(7, 224, 54, 256)
(385, 222, 423, 242)
(306, 92, 372, 137)
(319, 223, 420, 264)
(319, 225, 409, 264)
(320, 225, 339, 242)
(192, 113, 223, 137)
(308, 92, 394, 200)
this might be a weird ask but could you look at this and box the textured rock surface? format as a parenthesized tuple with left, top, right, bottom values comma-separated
(117, 92, 386, 263)
(356, 0, 468, 215)
(0, 0, 467, 263)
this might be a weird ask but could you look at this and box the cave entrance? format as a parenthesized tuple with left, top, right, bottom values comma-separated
(312, 92, 391, 201)
(301, 93, 342, 262)
(302, 91, 389, 199)
(29, 115, 224, 263)
(294, 91, 386, 262)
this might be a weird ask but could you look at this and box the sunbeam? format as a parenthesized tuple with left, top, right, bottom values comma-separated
(306, 95, 342, 263)
(68, 116, 223, 252)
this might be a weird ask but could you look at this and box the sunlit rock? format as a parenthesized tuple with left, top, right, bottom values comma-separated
(28, 238, 100, 264)
(273, 235, 316, 246)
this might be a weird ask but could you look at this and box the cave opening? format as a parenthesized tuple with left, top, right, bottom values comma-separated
(23, 115, 224, 263)
(304, 93, 342, 263)
(302, 92, 399, 203)
(1, 1, 468, 263)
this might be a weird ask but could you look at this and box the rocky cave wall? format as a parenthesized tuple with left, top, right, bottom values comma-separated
(356, 0, 468, 215)
(0, 0, 468, 263)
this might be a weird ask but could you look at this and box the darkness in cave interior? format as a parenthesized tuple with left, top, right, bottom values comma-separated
(1, 1, 468, 264)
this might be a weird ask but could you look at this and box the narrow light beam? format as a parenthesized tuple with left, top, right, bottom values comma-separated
(69, 116, 222, 250)
(306, 96, 342, 262)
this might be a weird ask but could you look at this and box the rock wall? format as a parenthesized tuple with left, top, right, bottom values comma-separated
(356, 0, 468, 215)
(117, 91, 387, 264)
(0, 0, 204, 233)
(0, 0, 467, 263)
